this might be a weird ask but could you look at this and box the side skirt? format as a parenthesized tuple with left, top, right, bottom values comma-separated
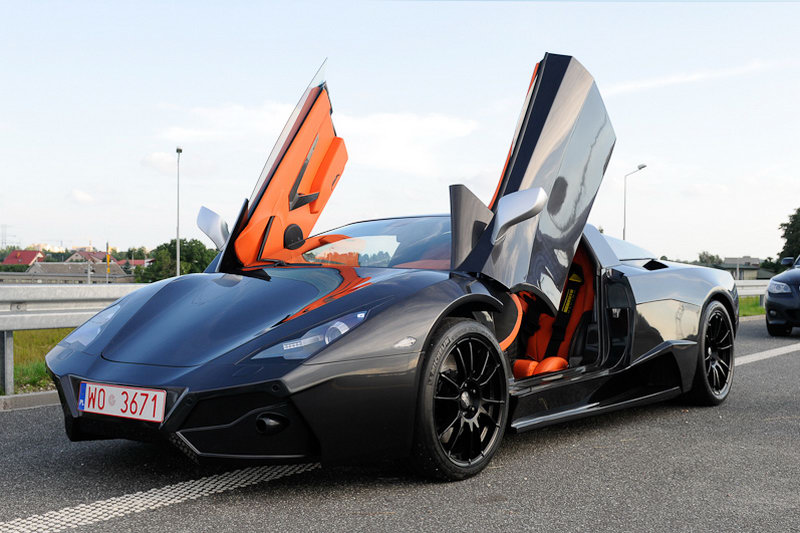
(510, 386, 682, 433)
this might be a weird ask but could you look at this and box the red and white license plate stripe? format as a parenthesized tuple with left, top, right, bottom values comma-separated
(78, 382, 167, 423)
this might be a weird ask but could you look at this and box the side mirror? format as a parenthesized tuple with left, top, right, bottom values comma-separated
(490, 187, 548, 244)
(197, 206, 230, 251)
(781, 257, 794, 267)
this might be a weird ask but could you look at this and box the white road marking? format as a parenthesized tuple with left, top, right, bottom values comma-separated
(0, 463, 319, 533)
(736, 342, 800, 366)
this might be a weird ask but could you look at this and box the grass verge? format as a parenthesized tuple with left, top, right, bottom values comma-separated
(4, 328, 73, 394)
(739, 295, 765, 317)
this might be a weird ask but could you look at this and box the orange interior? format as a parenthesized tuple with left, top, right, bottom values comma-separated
(234, 88, 348, 267)
(512, 245, 595, 379)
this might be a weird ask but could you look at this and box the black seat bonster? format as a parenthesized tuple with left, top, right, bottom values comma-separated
(568, 311, 592, 367)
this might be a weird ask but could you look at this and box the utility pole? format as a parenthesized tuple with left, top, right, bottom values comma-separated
(176, 147, 182, 277)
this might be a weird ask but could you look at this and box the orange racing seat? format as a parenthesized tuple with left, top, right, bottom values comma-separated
(513, 246, 595, 379)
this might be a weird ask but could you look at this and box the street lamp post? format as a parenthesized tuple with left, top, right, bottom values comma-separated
(176, 147, 182, 277)
(623, 163, 647, 240)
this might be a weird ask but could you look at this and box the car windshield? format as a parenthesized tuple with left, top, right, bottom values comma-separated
(279, 216, 452, 270)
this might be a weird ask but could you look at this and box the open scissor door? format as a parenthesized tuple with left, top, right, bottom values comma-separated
(455, 53, 616, 313)
(232, 64, 348, 267)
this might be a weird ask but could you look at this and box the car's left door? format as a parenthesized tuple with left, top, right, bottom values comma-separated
(233, 65, 348, 268)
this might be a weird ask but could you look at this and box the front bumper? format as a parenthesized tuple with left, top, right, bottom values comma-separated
(47, 345, 422, 466)
(51, 372, 320, 464)
(765, 291, 800, 327)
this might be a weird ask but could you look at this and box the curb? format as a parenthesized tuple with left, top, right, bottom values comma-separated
(0, 390, 59, 411)
(739, 315, 765, 323)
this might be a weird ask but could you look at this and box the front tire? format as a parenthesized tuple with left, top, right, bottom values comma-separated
(411, 318, 510, 481)
(689, 301, 734, 405)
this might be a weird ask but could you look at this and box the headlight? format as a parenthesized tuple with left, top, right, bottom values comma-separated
(63, 304, 120, 348)
(252, 310, 368, 361)
(768, 281, 792, 294)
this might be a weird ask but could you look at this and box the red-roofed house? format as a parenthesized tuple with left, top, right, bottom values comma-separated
(2, 250, 45, 266)
(116, 258, 154, 268)
(65, 251, 115, 264)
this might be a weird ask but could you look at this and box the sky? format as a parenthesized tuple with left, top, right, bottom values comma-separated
(1, 1, 799, 261)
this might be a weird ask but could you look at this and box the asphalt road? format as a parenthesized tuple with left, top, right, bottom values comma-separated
(2, 317, 799, 532)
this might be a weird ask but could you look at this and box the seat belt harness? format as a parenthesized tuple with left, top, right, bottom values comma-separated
(544, 264, 584, 359)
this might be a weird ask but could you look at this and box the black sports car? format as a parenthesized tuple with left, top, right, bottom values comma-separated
(47, 53, 738, 480)
(765, 256, 800, 336)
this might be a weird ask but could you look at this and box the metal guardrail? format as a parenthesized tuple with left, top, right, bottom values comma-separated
(734, 279, 768, 298)
(0, 284, 143, 395)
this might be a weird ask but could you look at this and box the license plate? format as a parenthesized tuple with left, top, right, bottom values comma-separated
(78, 381, 167, 423)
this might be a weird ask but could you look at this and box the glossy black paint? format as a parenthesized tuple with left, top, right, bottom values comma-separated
(46, 223, 737, 464)
(46, 52, 738, 469)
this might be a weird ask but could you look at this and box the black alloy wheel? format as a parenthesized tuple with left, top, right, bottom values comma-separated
(412, 318, 509, 480)
(690, 301, 734, 405)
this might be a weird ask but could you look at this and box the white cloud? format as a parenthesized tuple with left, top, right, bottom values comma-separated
(605, 59, 793, 96)
(155, 101, 481, 180)
(158, 102, 294, 143)
(336, 112, 479, 178)
(70, 189, 95, 204)
(141, 152, 176, 175)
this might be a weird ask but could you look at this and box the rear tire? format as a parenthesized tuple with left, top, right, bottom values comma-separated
(766, 320, 792, 337)
(688, 301, 734, 406)
(411, 318, 509, 481)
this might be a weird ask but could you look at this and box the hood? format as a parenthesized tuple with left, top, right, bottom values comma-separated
(100, 267, 444, 368)
(773, 267, 800, 284)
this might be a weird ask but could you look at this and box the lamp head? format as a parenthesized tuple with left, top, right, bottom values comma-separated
(176, 147, 183, 154)
(637, 163, 646, 170)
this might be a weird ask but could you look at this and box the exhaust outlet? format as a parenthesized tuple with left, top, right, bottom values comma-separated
(255, 413, 288, 435)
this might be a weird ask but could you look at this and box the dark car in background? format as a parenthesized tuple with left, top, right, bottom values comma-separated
(765, 257, 800, 336)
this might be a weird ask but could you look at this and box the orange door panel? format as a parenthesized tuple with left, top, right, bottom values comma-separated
(234, 88, 348, 267)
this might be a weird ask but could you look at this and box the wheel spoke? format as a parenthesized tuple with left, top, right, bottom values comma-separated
(465, 423, 473, 461)
(478, 349, 490, 382)
(478, 406, 499, 428)
(479, 364, 499, 387)
(449, 421, 465, 456)
(716, 328, 731, 345)
(434, 394, 460, 402)
(468, 340, 475, 377)
(454, 346, 468, 380)
(481, 398, 505, 406)
(715, 343, 732, 351)
(439, 372, 460, 390)
(438, 413, 460, 441)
